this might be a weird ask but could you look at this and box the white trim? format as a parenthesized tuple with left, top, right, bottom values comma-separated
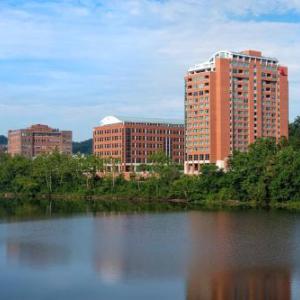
(188, 50, 278, 73)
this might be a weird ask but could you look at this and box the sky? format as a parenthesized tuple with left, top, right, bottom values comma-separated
(0, 0, 299, 141)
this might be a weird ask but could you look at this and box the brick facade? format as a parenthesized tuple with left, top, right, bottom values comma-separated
(8, 124, 72, 157)
(184, 50, 289, 174)
(93, 116, 184, 171)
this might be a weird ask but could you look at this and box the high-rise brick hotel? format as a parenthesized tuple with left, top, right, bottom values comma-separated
(184, 50, 288, 174)
(93, 116, 184, 171)
(8, 124, 72, 158)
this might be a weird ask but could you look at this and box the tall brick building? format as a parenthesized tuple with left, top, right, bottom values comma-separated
(184, 50, 288, 174)
(8, 124, 72, 158)
(93, 116, 184, 171)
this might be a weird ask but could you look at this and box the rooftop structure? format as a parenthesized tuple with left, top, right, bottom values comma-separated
(100, 115, 184, 126)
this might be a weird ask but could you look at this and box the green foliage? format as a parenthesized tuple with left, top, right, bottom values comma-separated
(289, 116, 300, 150)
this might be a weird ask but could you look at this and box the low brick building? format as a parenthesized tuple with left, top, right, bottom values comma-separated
(8, 124, 72, 158)
(93, 116, 184, 171)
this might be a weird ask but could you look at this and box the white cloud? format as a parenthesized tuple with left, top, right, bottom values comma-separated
(0, 0, 299, 139)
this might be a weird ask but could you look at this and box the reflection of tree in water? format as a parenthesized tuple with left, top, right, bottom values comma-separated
(186, 212, 293, 300)
(6, 240, 70, 268)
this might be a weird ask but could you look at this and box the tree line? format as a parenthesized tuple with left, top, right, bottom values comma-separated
(1, 117, 300, 206)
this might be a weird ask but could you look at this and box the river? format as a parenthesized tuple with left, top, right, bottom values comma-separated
(0, 210, 300, 299)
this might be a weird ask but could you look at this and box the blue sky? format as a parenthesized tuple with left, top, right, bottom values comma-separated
(0, 0, 299, 141)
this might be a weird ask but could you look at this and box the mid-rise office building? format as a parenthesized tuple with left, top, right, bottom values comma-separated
(93, 116, 184, 171)
(8, 124, 72, 157)
(184, 50, 288, 174)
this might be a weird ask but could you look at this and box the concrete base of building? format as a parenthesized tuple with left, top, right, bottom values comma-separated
(184, 159, 228, 175)
(216, 160, 225, 169)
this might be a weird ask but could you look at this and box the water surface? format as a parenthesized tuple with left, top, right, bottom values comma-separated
(0, 211, 300, 299)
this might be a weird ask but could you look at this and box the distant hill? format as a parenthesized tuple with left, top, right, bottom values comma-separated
(0, 135, 7, 145)
(72, 138, 92, 154)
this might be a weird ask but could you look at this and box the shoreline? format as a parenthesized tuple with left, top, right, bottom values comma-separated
(1, 193, 300, 218)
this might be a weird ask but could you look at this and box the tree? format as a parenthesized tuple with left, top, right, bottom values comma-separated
(0, 154, 32, 192)
(289, 116, 300, 150)
(78, 155, 104, 191)
(228, 138, 279, 204)
(148, 151, 181, 197)
(269, 146, 300, 202)
(170, 175, 197, 201)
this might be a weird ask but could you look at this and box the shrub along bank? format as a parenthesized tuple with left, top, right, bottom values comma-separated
(2, 130, 300, 214)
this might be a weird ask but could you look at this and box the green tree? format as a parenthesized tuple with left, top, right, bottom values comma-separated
(289, 116, 300, 150)
(228, 138, 279, 204)
(269, 146, 300, 202)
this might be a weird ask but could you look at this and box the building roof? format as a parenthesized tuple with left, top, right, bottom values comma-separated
(188, 50, 279, 72)
(100, 115, 184, 126)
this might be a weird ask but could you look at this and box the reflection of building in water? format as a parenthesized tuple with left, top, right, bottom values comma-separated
(6, 240, 69, 268)
(187, 267, 291, 300)
(92, 213, 126, 284)
(92, 213, 187, 283)
(186, 212, 292, 300)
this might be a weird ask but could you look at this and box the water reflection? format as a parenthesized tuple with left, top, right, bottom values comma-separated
(187, 266, 291, 299)
(0, 211, 299, 299)
(93, 214, 125, 284)
(92, 213, 188, 282)
(6, 240, 69, 268)
(186, 212, 294, 299)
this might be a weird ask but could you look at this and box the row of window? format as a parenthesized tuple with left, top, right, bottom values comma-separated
(186, 140, 210, 146)
(186, 104, 209, 109)
(187, 82, 209, 89)
(95, 151, 120, 156)
(186, 128, 210, 133)
(95, 151, 183, 158)
(131, 136, 183, 142)
(232, 135, 249, 140)
(187, 147, 210, 151)
(95, 129, 183, 135)
(186, 122, 210, 127)
(187, 90, 210, 97)
(187, 154, 210, 161)
(186, 96, 210, 102)
(95, 136, 184, 142)
(187, 75, 209, 82)
(187, 116, 210, 121)
(186, 135, 209, 140)
(232, 104, 249, 109)
(95, 136, 121, 142)
(187, 107, 210, 114)
(95, 143, 121, 149)
(231, 61, 249, 67)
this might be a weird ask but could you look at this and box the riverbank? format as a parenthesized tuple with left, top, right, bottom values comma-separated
(1, 195, 300, 219)
(0, 196, 188, 218)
